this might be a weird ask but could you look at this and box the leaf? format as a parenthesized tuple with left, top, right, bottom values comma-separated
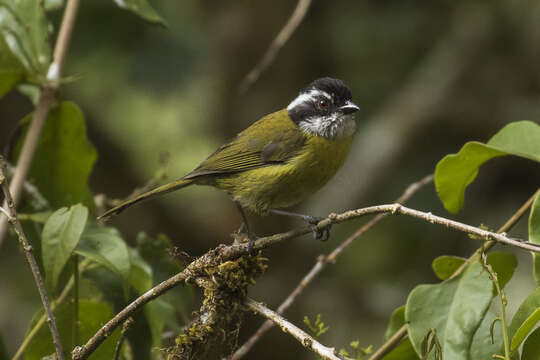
(24, 300, 120, 360)
(0, 35, 23, 97)
(530, 193, 540, 286)
(384, 305, 406, 341)
(44, 0, 64, 11)
(0, 0, 51, 76)
(75, 225, 131, 296)
(14, 102, 97, 210)
(42, 204, 88, 291)
(406, 261, 495, 359)
(469, 311, 503, 359)
(509, 287, 540, 351)
(113, 0, 167, 26)
(435, 121, 540, 213)
(522, 327, 540, 360)
(510, 308, 540, 352)
(432, 256, 465, 280)
(486, 252, 517, 290)
(18, 211, 52, 224)
(432, 253, 516, 290)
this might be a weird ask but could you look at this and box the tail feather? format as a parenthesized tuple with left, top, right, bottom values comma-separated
(98, 178, 194, 221)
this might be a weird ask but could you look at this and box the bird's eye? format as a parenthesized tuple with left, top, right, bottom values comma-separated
(317, 99, 329, 111)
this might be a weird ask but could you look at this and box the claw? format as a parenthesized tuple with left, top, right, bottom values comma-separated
(307, 217, 331, 242)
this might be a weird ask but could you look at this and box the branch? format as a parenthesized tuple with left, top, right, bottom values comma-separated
(245, 298, 351, 360)
(229, 175, 433, 360)
(238, 0, 312, 93)
(0, 0, 81, 247)
(74, 193, 540, 359)
(112, 317, 134, 360)
(366, 188, 540, 360)
(0, 157, 65, 360)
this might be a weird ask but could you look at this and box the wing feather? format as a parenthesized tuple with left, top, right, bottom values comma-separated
(183, 110, 305, 179)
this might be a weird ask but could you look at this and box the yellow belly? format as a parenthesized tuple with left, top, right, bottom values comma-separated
(215, 134, 353, 214)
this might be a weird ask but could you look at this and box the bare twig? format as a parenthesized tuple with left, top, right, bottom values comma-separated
(230, 175, 433, 360)
(367, 324, 408, 360)
(0, 0, 81, 247)
(238, 0, 312, 93)
(0, 157, 65, 360)
(366, 188, 540, 360)
(113, 317, 134, 360)
(245, 298, 351, 360)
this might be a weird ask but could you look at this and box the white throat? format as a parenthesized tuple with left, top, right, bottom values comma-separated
(299, 113, 356, 139)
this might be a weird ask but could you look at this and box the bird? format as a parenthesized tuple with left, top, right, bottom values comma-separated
(99, 77, 360, 247)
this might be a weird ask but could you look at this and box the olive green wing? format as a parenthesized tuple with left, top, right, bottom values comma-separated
(183, 110, 306, 179)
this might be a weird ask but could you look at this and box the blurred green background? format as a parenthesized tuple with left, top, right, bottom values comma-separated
(1, 1, 540, 359)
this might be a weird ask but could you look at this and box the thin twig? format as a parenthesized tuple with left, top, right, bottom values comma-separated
(75, 191, 540, 360)
(238, 0, 312, 93)
(113, 317, 134, 360)
(0, 0, 81, 247)
(0, 157, 65, 360)
(229, 175, 433, 360)
(367, 324, 408, 360)
(245, 298, 351, 360)
(366, 188, 540, 360)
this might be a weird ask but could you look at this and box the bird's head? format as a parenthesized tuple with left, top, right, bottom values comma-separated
(287, 77, 360, 139)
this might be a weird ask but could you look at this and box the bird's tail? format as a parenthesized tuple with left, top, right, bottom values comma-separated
(98, 178, 194, 221)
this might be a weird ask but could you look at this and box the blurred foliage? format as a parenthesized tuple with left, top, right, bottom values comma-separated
(0, 1, 540, 360)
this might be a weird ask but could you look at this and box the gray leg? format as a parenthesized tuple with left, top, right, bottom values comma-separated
(235, 202, 257, 252)
(270, 209, 331, 241)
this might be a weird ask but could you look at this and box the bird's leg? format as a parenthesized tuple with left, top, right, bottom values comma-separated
(235, 202, 258, 253)
(270, 209, 331, 241)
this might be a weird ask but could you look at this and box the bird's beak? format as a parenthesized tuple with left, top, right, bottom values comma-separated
(340, 101, 360, 115)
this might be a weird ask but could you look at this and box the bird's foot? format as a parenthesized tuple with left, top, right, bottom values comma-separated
(304, 215, 331, 242)
(234, 223, 259, 255)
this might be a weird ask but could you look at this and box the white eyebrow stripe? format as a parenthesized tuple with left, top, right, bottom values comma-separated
(286, 90, 331, 111)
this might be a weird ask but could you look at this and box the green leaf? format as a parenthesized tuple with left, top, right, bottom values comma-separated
(522, 327, 540, 360)
(510, 308, 540, 352)
(406, 261, 495, 359)
(129, 248, 152, 294)
(18, 211, 52, 224)
(469, 311, 503, 359)
(432, 256, 465, 280)
(75, 225, 131, 296)
(435, 121, 540, 213)
(0, 0, 51, 76)
(431, 253, 516, 289)
(44, 0, 64, 11)
(42, 204, 88, 291)
(384, 305, 405, 341)
(509, 287, 540, 351)
(24, 300, 120, 360)
(113, 0, 167, 26)
(0, 35, 23, 97)
(14, 102, 97, 210)
(382, 338, 419, 360)
(486, 252, 517, 290)
(530, 193, 540, 286)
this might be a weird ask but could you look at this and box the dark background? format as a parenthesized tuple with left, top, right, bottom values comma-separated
(1, 1, 539, 359)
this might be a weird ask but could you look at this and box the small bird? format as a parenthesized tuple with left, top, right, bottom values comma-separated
(99, 77, 359, 246)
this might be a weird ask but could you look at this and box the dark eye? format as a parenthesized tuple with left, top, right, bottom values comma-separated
(317, 99, 329, 111)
